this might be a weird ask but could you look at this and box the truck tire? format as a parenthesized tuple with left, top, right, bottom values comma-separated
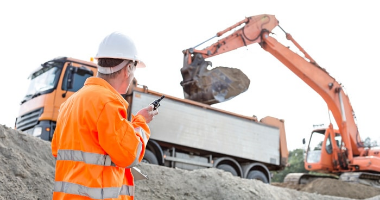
(247, 170, 268, 183)
(217, 164, 238, 176)
(142, 150, 158, 165)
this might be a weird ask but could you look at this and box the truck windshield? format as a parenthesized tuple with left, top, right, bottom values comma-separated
(23, 61, 63, 102)
(306, 131, 325, 163)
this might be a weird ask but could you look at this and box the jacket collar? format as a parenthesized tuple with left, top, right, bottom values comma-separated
(84, 77, 129, 105)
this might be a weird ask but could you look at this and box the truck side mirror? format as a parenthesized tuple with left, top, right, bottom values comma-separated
(67, 67, 74, 90)
(62, 66, 74, 98)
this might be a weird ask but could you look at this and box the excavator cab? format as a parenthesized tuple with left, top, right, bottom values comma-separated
(305, 129, 344, 172)
(285, 129, 342, 185)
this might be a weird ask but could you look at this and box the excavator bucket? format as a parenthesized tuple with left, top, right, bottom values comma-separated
(180, 53, 250, 105)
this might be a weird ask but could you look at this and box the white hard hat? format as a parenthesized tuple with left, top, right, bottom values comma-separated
(95, 31, 146, 68)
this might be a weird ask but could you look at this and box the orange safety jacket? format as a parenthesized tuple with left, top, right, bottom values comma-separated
(51, 77, 150, 200)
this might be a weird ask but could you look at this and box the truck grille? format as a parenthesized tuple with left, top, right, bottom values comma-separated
(16, 108, 43, 131)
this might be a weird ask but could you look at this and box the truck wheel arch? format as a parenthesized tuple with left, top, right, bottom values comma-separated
(146, 140, 164, 165)
(213, 157, 243, 178)
(241, 163, 271, 183)
(142, 150, 159, 164)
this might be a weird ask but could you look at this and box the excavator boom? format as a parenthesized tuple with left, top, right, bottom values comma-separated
(189, 14, 278, 59)
(259, 30, 362, 158)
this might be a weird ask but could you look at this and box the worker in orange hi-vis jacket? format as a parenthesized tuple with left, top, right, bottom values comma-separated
(51, 31, 158, 200)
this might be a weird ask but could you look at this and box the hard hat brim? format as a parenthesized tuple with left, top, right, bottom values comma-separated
(136, 61, 146, 68)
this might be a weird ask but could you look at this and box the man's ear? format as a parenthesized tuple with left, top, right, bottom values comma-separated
(122, 65, 130, 78)
(127, 63, 135, 75)
(126, 64, 131, 74)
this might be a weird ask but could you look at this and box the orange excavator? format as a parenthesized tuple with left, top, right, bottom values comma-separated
(180, 14, 380, 186)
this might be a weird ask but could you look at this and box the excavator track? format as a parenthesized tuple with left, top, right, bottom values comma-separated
(340, 172, 380, 188)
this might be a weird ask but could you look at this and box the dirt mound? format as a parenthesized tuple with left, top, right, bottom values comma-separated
(135, 164, 348, 200)
(1, 124, 380, 200)
(0, 125, 55, 200)
(273, 179, 380, 199)
(303, 178, 380, 199)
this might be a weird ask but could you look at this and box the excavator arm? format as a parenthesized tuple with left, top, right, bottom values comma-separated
(184, 14, 278, 59)
(180, 14, 364, 167)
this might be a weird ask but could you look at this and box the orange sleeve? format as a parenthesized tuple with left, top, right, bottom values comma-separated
(51, 132, 58, 158)
(51, 102, 66, 158)
(97, 100, 145, 168)
(131, 114, 151, 161)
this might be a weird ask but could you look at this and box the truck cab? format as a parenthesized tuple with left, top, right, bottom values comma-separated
(15, 57, 96, 140)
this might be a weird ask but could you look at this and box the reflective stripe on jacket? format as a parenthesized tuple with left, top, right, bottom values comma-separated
(51, 77, 150, 200)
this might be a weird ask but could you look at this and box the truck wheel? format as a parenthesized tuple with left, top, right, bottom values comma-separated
(247, 170, 268, 183)
(142, 150, 158, 165)
(217, 164, 238, 176)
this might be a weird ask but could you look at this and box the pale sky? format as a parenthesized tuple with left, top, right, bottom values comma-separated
(1, 0, 379, 151)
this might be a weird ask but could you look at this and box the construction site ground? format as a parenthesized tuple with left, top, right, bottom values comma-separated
(2, 124, 380, 200)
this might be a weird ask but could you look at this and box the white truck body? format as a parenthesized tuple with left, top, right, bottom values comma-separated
(130, 91, 280, 166)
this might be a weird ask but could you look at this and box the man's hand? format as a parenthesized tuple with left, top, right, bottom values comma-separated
(136, 105, 158, 123)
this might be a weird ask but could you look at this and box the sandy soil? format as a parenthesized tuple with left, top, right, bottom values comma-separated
(272, 179, 380, 200)
(1, 124, 380, 200)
